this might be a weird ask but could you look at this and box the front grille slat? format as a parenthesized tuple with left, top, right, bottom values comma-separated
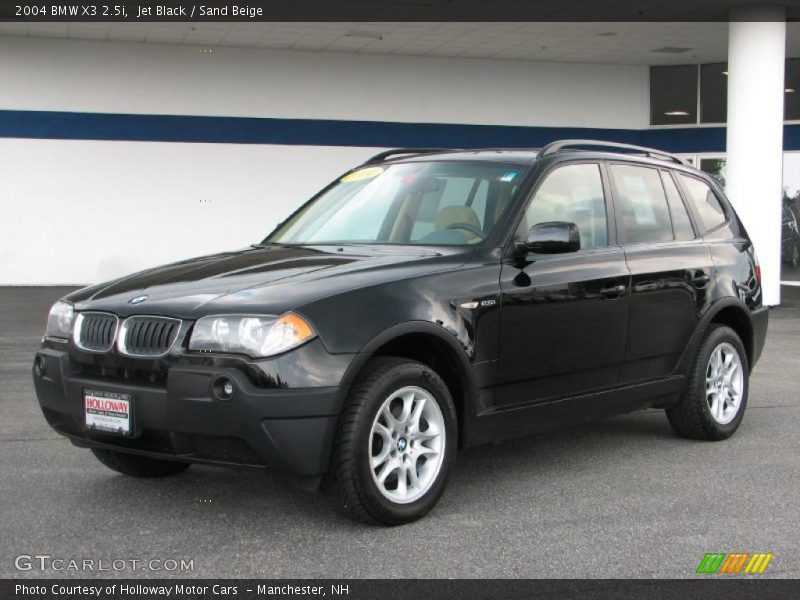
(119, 316, 181, 357)
(133, 321, 144, 351)
(89, 318, 98, 345)
(148, 321, 160, 349)
(157, 322, 168, 348)
(136, 321, 146, 352)
(165, 324, 173, 348)
(76, 312, 118, 353)
(138, 322, 148, 352)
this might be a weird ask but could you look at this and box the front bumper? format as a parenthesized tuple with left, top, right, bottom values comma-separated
(32, 345, 353, 477)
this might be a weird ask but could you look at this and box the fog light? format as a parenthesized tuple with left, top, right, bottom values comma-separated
(212, 376, 235, 401)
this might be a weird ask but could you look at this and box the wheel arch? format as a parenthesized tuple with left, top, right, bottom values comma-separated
(708, 304, 754, 369)
(676, 298, 755, 376)
(341, 321, 479, 442)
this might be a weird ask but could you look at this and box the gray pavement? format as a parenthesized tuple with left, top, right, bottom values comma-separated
(1, 286, 798, 579)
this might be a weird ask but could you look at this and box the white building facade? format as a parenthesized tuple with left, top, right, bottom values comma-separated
(1, 19, 797, 305)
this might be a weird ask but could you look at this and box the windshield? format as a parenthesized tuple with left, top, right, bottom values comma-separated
(266, 161, 526, 246)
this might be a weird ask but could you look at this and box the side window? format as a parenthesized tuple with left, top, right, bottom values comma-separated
(521, 163, 607, 249)
(661, 171, 695, 241)
(678, 174, 727, 233)
(610, 164, 674, 244)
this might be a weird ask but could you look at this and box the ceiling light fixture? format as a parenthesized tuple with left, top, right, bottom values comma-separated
(786, 88, 795, 93)
(652, 46, 693, 54)
(344, 31, 383, 41)
(664, 111, 690, 116)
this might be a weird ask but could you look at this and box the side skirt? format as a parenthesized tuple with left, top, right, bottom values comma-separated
(462, 375, 685, 447)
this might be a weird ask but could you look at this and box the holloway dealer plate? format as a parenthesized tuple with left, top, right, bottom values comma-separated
(84, 389, 132, 436)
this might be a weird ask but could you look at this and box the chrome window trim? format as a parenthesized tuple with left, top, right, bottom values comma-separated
(117, 315, 183, 358)
(72, 311, 119, 354)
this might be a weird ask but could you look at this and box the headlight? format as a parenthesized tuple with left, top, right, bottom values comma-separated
(188, 312, 316, 358)
(45, 301, 75, 339)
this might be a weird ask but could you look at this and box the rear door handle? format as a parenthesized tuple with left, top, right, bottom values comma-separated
(600, 284, 627, 298)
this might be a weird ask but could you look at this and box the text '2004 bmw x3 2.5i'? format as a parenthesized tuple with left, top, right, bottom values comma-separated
(33, 140, 768, 525)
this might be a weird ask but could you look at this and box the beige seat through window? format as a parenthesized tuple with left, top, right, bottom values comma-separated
(434, 206, 482, 243)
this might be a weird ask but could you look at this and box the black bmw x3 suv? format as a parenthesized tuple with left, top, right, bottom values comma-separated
(33, 140, 768, 525)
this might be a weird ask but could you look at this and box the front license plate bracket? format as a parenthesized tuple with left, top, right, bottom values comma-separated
(83, 389, 133, 436)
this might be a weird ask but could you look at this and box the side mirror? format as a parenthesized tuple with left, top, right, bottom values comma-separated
(524, 221, 580, 254)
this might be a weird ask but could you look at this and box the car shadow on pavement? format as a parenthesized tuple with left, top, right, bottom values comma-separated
(70, 408, 677, 528)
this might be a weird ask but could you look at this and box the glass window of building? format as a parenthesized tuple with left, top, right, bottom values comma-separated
(785, 59, 800, 121)
(653, 60, 800, 124)
(782, 153, 800, 280)
(650, 65, 698, 125)
(699, 158, 727, 188)
(700, 63, 728, 123)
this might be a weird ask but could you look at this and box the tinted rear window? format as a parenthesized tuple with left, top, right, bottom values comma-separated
(610, 164, 673, 244)
(678, 174, 727, 233)
(661, 171, 695, 241)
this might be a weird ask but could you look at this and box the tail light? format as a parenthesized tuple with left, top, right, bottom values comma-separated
(753, 252, 762, 284)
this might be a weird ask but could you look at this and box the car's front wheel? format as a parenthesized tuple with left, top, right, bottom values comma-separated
(91, 448, 191, 477)
(324, 357, 457, 525)
(666, 324, 749, 440)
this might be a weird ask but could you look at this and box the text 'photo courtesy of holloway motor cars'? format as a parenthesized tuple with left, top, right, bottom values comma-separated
(32, 140, 768, 526)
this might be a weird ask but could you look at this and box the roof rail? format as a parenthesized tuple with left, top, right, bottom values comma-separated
(365, 148, 452, 163)
(537, 139, 683, 164)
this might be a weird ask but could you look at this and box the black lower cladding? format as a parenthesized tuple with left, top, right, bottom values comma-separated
(749, 306, 769, 369)
(33, 345, 353, 477)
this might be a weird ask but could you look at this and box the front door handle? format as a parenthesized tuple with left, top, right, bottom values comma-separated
(600, 284, 627, 298)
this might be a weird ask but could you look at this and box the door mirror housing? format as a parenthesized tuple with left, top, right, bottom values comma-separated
(524, 221, 580, 254)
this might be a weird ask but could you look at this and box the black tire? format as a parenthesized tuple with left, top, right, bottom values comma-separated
(666, 324, 749, 441)
(91, 448, 191, 478)
(792, 244, 800, 269)
(324, 357, 458, 526)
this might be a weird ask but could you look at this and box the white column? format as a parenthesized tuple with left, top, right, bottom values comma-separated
(726, 6, 786, 306)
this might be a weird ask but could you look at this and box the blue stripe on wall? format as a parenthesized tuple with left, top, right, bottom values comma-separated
(0, 109, 646, 148)
(1, 109, 799, 153)
(642, 127, 727, 153)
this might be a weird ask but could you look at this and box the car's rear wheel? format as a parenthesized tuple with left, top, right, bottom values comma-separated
(324, 357, 457, 525)
(91, 448, 191, 477)
(666, 324, 749, 440)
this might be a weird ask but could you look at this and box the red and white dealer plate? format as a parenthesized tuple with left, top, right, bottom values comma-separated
(83, 389, 132, 436)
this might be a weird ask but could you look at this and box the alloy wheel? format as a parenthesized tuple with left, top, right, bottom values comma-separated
(369, 386, 446, 504)
(705, 342, 744, 425)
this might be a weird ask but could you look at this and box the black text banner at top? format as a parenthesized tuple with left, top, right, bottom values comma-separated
(3, 0, 799, 22)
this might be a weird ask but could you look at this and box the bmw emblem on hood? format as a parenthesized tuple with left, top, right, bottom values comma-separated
(129, 295, 148, 305)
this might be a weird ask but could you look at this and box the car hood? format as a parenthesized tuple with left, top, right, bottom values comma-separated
(66, 244, 470, 318)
